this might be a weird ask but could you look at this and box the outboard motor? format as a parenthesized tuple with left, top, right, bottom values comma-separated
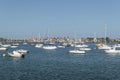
(21, 54, 25, 58)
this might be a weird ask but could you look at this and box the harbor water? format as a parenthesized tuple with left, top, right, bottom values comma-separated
(0, 43, 120, 80)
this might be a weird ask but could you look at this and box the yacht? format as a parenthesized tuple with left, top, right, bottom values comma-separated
(105, 45, 120, 53)
(69, 34, 85, 54)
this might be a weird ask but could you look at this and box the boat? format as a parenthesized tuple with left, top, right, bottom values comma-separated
(98, 44, 111, 50)
(96, 43, 103, 47)
(42, 29, 57, 50)
(98, 24, 111, 50)
(69, 50, 85, 54)
(10, 45, 18, 48)
(16, 49, 29, 54)
(35, 44, 43, 48)
(80, 47, 91, 51)
(23, 43, 27, 45)
(8, 51, 25, 58)
(0, 47, 7, 50)
(75, 44, 88, 48)
(105, 45, 120, 53)
(43, 45, 57, 50)
(69, 34, 85, 54)
(35, 33, 43, 48)
(58, 45, 65, 48)
(2, 44, 11, 48)
(12, 43, 19, 46)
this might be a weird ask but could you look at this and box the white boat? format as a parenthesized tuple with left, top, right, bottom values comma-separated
(43, 45, 57, 50)
(80, 47, 91, 51)
(75, 45, 83, 48)
(69, 50, 85, 54)
(8, 51, 25, 58)
(12, 43, 19, 46)
(10, 45, 18, 48)
(62, 43, 67, 46)
(23, 43, 27, 45)
(75, 44, 88, 48)
(17, 49, 29, 54)
(49, 42, 55, 45)
(98, 44, 111, 50)
(58, 45, 65, 48)
(0, 47, 7, 50)
(35, 44, 43, 48)
(98, 25, 111, 50)
(69, 34, 85, 54)
(2, 44, 11, 48)
(114, 44, 120, 47)
(105, 45, 120, 53)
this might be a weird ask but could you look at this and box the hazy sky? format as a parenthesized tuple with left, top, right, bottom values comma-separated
(0, 0, 120, 39)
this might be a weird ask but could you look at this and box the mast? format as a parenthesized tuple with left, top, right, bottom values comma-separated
(104, 24, 107, 45)
(94, 32, 97, 43)
(74, 33, 76, 50)
(38, 33, 40, 42)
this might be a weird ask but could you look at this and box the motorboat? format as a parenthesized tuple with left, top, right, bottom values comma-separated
(8, 51, 25, 58)
(105, 45, 120, 53)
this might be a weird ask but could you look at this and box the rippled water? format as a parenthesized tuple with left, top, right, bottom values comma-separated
(0, 44, 120, 80)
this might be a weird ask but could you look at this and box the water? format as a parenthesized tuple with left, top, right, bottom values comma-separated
(0, 44, 120, 80)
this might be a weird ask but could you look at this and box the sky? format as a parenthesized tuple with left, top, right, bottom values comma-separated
(0, 0, 120, 39)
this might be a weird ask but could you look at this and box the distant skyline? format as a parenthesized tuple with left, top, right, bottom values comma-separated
(0, 0, 120, 39)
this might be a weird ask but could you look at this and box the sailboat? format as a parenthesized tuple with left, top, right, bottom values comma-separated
(98, 24, 111, 50)
(43, 38, 57, 50)
(42, 29, 57, 50)
(93, 32, 97, 43)
(35, 33, 43, 48)
(69, 34, 85, 54)
(10, 37, 18, 48)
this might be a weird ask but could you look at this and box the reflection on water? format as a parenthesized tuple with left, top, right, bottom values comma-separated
(106, 53, 120, 56)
